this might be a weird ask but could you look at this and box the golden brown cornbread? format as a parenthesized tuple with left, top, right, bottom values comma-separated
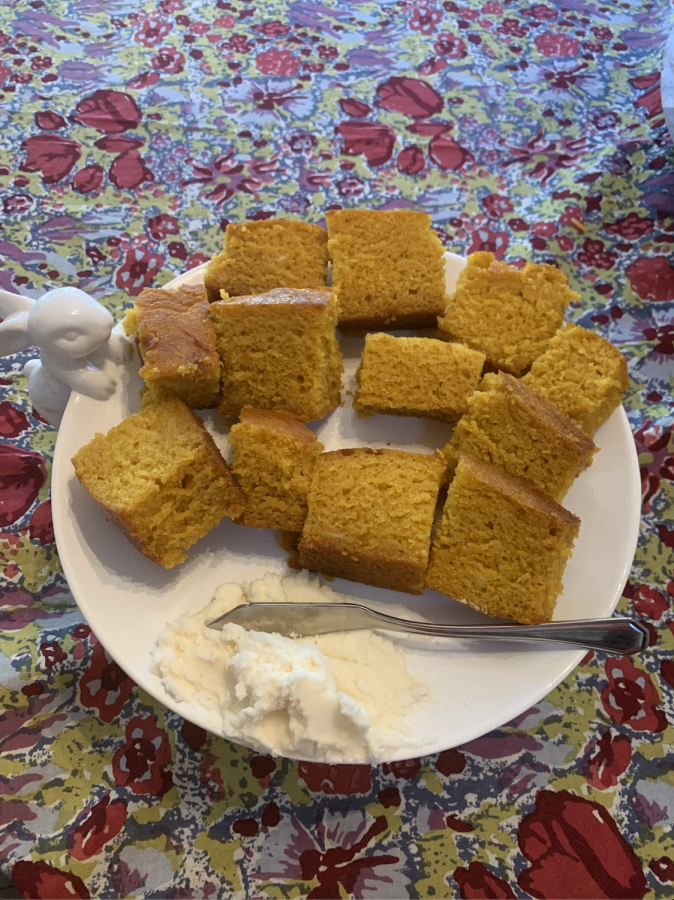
(210, 288, 343, 422)
(71, 393, 246, 569)
(354, 333, 485, 421)
(437, 252, 578, 375)
(425, 454, 580, 624)
(298, 448, 445, 594)
(123, 285, 220, 409)
(438, 372, 596, 501)
(522, 323, 629, 436)
(229, 408, 323, 531)
(326, 209, 449, 330)
(203, 219, 328, 302)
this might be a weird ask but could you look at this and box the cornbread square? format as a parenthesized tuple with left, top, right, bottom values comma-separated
(426, 454, 580, 624)
(72, 393, 246, 569)
(229, 408, 323, 531)
(522, 323, 629, 436)
(437, 252, 578, 376)
(123, 286, 220, 409)
(354, 333, 485, 421)
(438, 372, 595, 502)
(326, 209, 448, 331)
(298, 448, 445, 594)
(203, 219, 328, 302)
(210, 288, 343, 422)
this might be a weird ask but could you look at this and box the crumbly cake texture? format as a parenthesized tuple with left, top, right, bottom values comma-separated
(210, 288, 343, 422)
(229, 407, 323, 531)
(71, 393, 246, 569)
(203, 219, 329, 302)
(326, 209, 449, 331)
(438, 372, 596, 501)
(298, 448, 445, 594)
(123, 285, 220, 409)
(522, 323, 629, 436)
(437, 251, 578, 376)
(354, 333, 485, 421)
(425, 454, 580, 624)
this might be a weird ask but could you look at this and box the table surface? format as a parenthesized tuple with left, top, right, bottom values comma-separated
(1, 2, 673, 898)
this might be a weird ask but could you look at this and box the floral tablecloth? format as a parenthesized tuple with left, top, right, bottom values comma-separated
(1, 1, 674, 897)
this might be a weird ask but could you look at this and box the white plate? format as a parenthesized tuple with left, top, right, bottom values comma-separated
(52, 254, 641, 763)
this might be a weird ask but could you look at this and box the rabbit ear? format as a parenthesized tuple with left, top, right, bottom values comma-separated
(0, 311, 33, 357)
(0, 288, 34, 318)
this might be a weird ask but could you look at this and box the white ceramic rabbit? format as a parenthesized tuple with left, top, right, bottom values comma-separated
(0, 286, 120, 428)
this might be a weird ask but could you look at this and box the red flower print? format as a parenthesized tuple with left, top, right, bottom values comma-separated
(454, 861, 515, 898)
(517, 790, 647, 899)
(112, 715, 173, 796)
(649, 857, 674, 884)
(222, 34, 254, 54)
(524, 4, 557, 20)
(429, 135, 474, 171)
(262, 801, 281, 827)
(289, 132, 317, 152)
(468, 227, 509, 259)
(662, 456, 674, 480)
(0, 444, 46, 527)
(377, 76, 443, 118)
(160, 0, 183, 10)
(434, 32, 468, 58)
(79, 641, 135, 723)
(298, 762, 372, 795)
(300, 815, 397, 899)
(436, 748, 466, 776)
(534, 32, 580, 57)
(134, 13, 172, 48)
(634, 420, 671, 452)
(339, 98, 371, 118)
(409, 6, 442, 34)
(591, 109, 621, 130)
(20, 134, 81, 185)
(95, 136, 145, 153)
(418, 57, 448, 76)
(498, 18, 528, 37)
(337, 176, 365, 198)
(630, 73, 662, 120)
(250, 755, 276, 779)
(378, 787, 401, 807)
(148, 213, 180, 239)
(397, 145, 425, 174)
(576, 238, 617, 270)
(127, 71, 160, 90)
(382, 758, 421, 780)
(252, 21, 290, 38)
(30, 55, 53, 71)
(109, 152, 154, 190)
(67, 795, 127, 860)
(34, 110, 66, 130)
(0, 402, 29, 438)
(631, 584, 668, 619)
(336, 121, 396, 167)
(256, 49, 300, 77)
(601, 657, 667, 733)
(318, 44, 339, 61)
(662, 659, 674, 690)
(181, 721, 207, 751)
(29, 500, 54, 545)
(408, 122, 453, 136)
(233, 817, 259, 837)
(73, 90, 142, 134)
(627, 257, 674, 303)
(151, 46, 185, 74)
(12, 861, 90, 900)
(605, 212, 653, 240)
(482, 194, 514, 218)
(482, 1, 504, 12)
(584, 731, 631, 790)
(186, 252, 209, 269)
(115, 247, 164, 296)
(3, 194, 34, 215)
(72, 165, 105, 194)
(41, 640, 67, 669)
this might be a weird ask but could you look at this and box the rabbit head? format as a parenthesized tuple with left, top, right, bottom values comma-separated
(29, 287, 114, 359)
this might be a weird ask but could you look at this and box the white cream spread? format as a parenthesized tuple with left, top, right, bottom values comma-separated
(151, 571, 429, 762)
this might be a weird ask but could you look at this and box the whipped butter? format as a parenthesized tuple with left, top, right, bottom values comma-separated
(151, 571, 428, 762)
